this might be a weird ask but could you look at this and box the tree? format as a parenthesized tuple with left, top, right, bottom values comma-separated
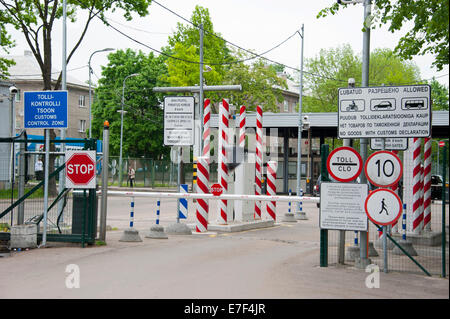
(91, 49, 169, 159)
(303, 45, 421, 112)
(163, 5, 287, 113)
(429, 77, 449, 111)
(317, 0, 449, 71)
(0, 0, 152, 194)
(0, 10, 15, 78)
(218, 50, 287, 113)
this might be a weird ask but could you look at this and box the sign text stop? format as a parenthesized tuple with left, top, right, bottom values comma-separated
(65, 150, 96, 189)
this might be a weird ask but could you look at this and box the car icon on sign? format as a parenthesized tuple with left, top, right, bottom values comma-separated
(373, 101, 393, 110)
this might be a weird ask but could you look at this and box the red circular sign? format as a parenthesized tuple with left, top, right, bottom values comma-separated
(364, 188, 402, 226)
(364, 150, 403, 188)
(210, 183, 223, 196)
(326, 146, 363, 182)
(439, 141, 445, 147)
(66, 153, 96, 185)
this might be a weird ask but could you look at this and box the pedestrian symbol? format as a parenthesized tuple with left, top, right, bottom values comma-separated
(365, 188, 402, 226)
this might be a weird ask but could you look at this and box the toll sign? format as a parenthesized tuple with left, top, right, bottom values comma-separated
(326, 146, 363, 182)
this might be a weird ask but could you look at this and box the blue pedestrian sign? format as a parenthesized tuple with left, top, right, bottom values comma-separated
(24, 91, 68, 129)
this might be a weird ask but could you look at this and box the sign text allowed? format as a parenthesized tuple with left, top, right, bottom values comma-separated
(320, 182, 368, 231)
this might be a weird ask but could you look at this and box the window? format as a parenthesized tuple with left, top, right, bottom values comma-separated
(78, 120, 86, 132)
(283, 100, 289, 112)
(78, 95, 86, 107)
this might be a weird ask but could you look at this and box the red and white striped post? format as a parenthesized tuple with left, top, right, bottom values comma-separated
(254, 105, 263, 220)
(423, 137, 432, 232)
(217, 99, 229, 225)
(412, 138, 423, 234)
(266, 161, 277, 221)
(239, 105, 246, 148)
(390, 150, 400, 233)
(202, 99, 211, 158)
(196, 156, 210, 232)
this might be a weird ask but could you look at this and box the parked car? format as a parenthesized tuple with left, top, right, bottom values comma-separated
(431, 174, 444, 200)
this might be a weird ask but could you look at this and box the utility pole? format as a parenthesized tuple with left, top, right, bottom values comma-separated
(356, 0, 372, 269)
(199, 24, 205, 155)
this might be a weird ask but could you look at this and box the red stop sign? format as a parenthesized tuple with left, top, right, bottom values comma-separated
(210, 183, 223, 196)
(66, 152, 96, 186)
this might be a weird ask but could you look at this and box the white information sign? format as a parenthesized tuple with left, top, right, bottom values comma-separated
(365, 188, 402, 226)
(364, 150, 403, 187)
(370, 138, 408, 151)
(338, 84, 431, 138)
(319, 182, 368, 231)
(164, 96, 195, 146)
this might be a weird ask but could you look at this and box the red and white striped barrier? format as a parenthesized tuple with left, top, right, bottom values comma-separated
(255, 105, 263, 220)
(266, 161, 277, 221)
(423, 137, 432, 231)
(217, 99, 229, 225)
(196, 156, 210, 232)
(412, 138, 423, 234)
(239, 105, 246, 148)
(202, 99, 211, 159)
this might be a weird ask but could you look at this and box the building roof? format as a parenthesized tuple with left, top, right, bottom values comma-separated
(3, 51, 88, 89)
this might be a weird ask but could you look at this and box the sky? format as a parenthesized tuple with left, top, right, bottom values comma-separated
(4, 0, 449, 88)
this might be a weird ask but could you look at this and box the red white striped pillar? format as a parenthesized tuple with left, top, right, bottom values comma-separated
(239, 105, 246, 148)
(423, 137, 432, 231)
(254, 105, 263, 220)
(266, 161, 277, 221)
(217, 99, 229, 225)
(391, 150, 400, 233)
(196, 156, 209, 232)
(412, 138, 423, 234)
(202, 99, 211, 158)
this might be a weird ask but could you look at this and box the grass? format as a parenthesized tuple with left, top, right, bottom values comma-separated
(0, 187, 44, 200)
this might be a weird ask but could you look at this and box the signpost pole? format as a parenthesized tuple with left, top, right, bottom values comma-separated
(41, 129, 50, 247)
(381, 138, 388, 273)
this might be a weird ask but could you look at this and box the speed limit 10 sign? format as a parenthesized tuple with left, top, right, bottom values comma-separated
(364, 150, 403, 187)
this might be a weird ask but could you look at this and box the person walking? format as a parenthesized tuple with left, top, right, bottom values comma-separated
(35, 157, 43, 181)
(128, 166, 136, 188)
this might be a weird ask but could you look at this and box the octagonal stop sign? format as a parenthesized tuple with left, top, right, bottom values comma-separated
(65, 150, 96, 189)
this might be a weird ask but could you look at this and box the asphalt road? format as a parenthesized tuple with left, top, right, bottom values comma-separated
(0, 196, 448, 300)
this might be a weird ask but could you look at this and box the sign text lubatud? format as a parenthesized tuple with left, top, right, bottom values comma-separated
(338, 84, 431, 139)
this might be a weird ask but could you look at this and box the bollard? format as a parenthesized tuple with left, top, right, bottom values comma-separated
(146, 199, 168, 239)
(166, 184, 192, 235)
(119, 197, 143, 242)
(282, 189, 296, 222)
(295, 189, 308, 220)
(393, 204, 418, 256)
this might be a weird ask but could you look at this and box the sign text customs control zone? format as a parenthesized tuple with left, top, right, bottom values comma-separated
(338, 84, 431, 139)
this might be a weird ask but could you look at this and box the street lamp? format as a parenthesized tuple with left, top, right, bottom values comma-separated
(118, 73, 139, 187)
(88, 48, 114, 138)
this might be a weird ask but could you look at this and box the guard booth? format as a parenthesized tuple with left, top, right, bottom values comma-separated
(0, 135, 99, 247)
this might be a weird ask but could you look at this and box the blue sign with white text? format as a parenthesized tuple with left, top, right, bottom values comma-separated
(24, 91, 68, 129)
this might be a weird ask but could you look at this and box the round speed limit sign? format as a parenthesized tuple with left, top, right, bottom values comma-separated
(364, 150, 403, 187)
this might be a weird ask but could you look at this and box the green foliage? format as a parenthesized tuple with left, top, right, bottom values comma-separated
(91, 49, 169, 159)
(218, 50, 287, 113)
(429, 78, 449, 111)
(163, 5, 287, 113)
(317, 0, 449, 71)
(303, 45, 421, 112)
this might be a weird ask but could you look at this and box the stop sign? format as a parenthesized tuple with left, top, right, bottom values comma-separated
(210, 183, 223, 196)
(65, 150, 96, 189)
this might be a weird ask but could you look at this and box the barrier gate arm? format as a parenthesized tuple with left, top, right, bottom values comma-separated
(104, 190, 320, 203)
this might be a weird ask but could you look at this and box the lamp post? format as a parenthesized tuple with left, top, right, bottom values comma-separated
(88, 48, 114, 138)
(118, 73, 139, 187)
(296, 24, 305, 210)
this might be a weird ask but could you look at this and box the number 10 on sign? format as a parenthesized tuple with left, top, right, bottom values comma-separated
(364, 151, 403, 188)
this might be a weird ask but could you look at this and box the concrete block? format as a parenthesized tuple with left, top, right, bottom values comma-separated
(346, 245, 360, 262)
(119, 228, 142, 242)
(282, 212, 297, 223)
(392, 239, 418, 256)
(145, 225, 168, 239)
(165, 222, 192, 235)
(10, 225, 37, 249)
